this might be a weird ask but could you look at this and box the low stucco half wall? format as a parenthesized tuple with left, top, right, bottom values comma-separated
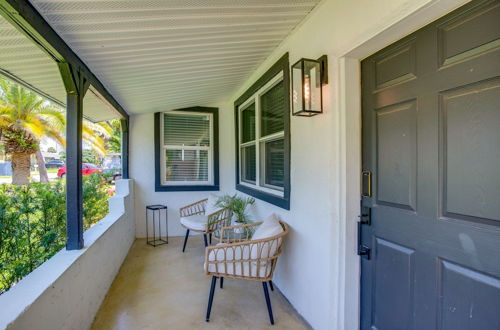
(0, 179, 135, 330)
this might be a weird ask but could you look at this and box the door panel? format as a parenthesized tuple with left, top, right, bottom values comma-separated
(439, 260, 500, 330)
(376, 100, 417, 210)
(441, 78, 500, 223)
(437, 1, 500, 67)
(374, 39, 417, 90)
(361, 0, 500, 329)
(372, 238, 415, 330)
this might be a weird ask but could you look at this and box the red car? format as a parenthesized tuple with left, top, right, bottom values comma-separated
(57, 163, 102, 179)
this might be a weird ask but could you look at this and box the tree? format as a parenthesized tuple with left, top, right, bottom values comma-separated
(86, 120, 121, 155)
(82, 149, 101, 166)
(47, 147, 56, 153)
(0, 142, 5, 161)
(0, 78, 65, 185)
(0, 77, 109, 185)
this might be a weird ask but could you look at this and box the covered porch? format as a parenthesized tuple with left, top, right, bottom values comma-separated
(1, 0, 499, 330)
(92, 237, 308, 329)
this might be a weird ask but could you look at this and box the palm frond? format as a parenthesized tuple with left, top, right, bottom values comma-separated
(0, 76, 114, 157)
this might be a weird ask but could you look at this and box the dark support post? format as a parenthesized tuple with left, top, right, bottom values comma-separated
(120, 118, 129, 179)
(263, 282, 275, 325)
(269, 280, 274, 291)
(58, 62, 89, 250)
(206, 276, 217, 322)
(220, 277, 224, 289)
(182, 229, 190, 252)
(203, 234, 208, 247)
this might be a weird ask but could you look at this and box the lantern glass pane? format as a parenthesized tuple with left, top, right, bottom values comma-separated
(292, 62, 303, 115)
(303, 60, 321, 112)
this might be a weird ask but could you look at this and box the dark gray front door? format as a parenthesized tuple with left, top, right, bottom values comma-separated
(360, 0, 500, 329)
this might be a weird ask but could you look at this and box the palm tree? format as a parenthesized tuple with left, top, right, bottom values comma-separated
(102, 119, 122, 154)
(0, 78, 65, 185)
(90, 119, 121, 155)
(0, 77, 108, 185)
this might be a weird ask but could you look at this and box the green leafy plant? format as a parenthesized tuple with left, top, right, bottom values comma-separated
(0, 174, 111, 293)
(82, 173, 111, 229)
(215, 194, 255, 223)
(82, 149, 102, 166)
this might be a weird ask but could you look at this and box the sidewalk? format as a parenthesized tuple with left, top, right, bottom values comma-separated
(0, 172, 58, 184)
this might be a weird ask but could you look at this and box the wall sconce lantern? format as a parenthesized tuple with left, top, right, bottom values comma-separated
(291, 55, 328, 116)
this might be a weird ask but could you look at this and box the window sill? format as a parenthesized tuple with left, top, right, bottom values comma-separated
(236, 183, 289, 210)
(155, 184, 219, 192)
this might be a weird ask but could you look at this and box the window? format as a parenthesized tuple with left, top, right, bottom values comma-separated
(154, 107, 219, 191)
(239, 74, 285, 194)
(235, 54, 290, 209)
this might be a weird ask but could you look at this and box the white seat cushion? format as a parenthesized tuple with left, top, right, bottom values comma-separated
(180, 214, 206, 231)
(252, 213, 283, 240)
(205, 243, 271, 278)
(250, 214, 283, 260)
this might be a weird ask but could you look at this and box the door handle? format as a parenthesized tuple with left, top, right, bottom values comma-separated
(357, 219, 371, 260)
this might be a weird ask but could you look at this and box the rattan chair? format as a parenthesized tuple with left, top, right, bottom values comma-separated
(204, 220, 289, 325)
(179, 198, 231, 252)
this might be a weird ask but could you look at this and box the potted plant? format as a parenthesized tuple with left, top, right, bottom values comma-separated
(215, 194, 255, 233)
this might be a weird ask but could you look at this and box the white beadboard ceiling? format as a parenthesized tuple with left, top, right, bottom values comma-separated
(0, 16, 120, 122)
(28, 0, 321, 114)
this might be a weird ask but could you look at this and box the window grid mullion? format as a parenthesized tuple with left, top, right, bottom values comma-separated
(240, 140, 256, 148)
(238, 104, 243, 183)
(255, 94, 261, 187)
(208, 113, 214, 185)
(259, 131, 284, 143)
(164, 145, 210, 151)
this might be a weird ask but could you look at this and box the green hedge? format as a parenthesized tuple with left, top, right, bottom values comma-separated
(0, 174, 111, 293)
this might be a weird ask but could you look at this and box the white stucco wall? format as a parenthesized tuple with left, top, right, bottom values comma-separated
(129, 0, 469, 329)
(0, 180, 135, 330)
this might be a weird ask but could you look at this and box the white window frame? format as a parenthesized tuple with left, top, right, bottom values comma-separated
(238, 72, 285, 197)
(160, 111, 214, 186)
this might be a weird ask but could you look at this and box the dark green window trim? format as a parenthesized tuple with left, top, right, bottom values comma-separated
(154, 107, 219, 192)
(234, 53, 291, 210)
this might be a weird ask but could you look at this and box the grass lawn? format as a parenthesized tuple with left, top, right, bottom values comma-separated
(0, 169, 60, 182)
(30, 168, 59, 175)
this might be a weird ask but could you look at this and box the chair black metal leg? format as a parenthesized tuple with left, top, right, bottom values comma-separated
(209, 233, 212, 245)
(203, 234, 208, 247)
(263, 282, 274, 325)
(220, 277, 224, 289)
(269, 280, 274, 291)
(182, 229, 190, 252)
(206, 276, 217, 322)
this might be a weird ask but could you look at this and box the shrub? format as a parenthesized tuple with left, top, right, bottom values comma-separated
(0, 174, 111, 293)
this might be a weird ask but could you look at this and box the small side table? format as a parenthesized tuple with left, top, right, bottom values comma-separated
(213, 224, 254, 243)
(146, 204, 168, 247)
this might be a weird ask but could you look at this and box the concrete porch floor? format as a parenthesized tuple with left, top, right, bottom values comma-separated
(91, 236, 309, 329)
